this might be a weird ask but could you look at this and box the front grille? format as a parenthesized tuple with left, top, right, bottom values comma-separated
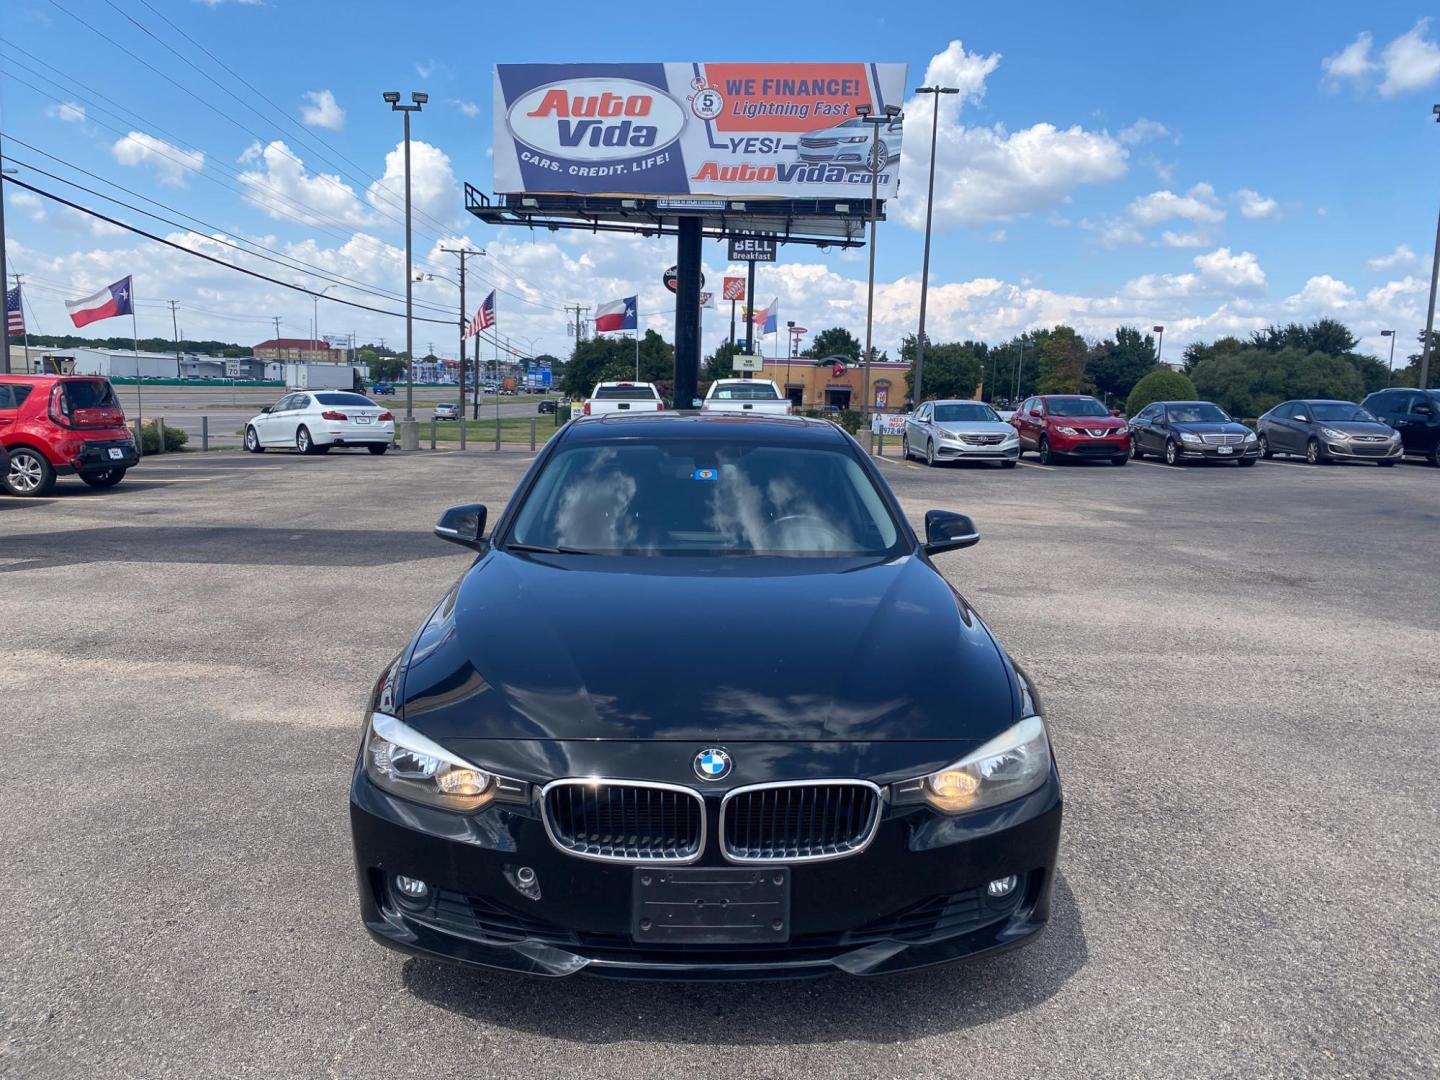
(1200, 433, 1246, 445)
(800, 137, 839, 148)
(542, 780, 704, 863)
(721, 781, 881, 863)
(1082, 427, 1121, 438)
(959, 433, 1006, 446)
(1346, 440, 1390, 455)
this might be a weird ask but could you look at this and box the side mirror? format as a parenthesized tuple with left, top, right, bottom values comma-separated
(1293, 415, 1309, 423)
(260, 406, 272, 414)
(434, 504, 488, 551)
(922, 510, 980, 556)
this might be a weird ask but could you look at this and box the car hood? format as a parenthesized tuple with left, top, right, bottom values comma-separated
(934, 421, 1015, 437)
(398, 550, 1017, 746)
(1049, 417, 1126, 431)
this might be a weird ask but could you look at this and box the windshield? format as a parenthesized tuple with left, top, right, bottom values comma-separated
(1309, 403, 1375, 422)
(64, 380, 119, 409)
(1167, 403, 1230, 423)
(933, 403, 999, 423)
(1046, 398, 1109, 418)
(506, 440, 903, 557)
(593, 385, 659, 401)
(711, 383, 780, 400)
(314, 393, 376, 407)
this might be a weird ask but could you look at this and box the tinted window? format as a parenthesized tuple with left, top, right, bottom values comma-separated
(63, 380, 118, 409)
(314, 393, 376, 406)
(1309, 403, 1375, 422)
(1273, 403, 1294, 420)
(1168, 403, 1231, 423)
(711, 383, 780, 400)
(593, 385, 659, 401)
(1046, 398, 1108, 418)
(933, 403, 1000, 423)
(507, 440, 902, 557)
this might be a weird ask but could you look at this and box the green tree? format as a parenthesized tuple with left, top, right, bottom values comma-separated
(1191, 347, 1365, 418)
(1086, 326, 1158, 404)
(990, 334, 1043, 402)
(1038, 326, 1087, 394)
(561, 330, 675, 399)
(905, 342, 983, 401)
(369, 355, 406, 381)
(1181, 335, 1244, 375)
(1126, 368, 1198, 416)
(703, 341, 744, 382)
(804, 326, 862, 362)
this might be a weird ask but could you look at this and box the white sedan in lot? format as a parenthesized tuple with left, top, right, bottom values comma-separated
(244, 391, 395, 455)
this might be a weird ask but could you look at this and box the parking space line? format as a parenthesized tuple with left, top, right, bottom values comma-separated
(1016, 459, 1055, 472)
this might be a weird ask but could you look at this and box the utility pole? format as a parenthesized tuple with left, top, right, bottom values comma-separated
(856, 103, 902, 417)
(912, 84, 958, 406)
(441, 245, 484, 427)
(167, 300, 182, 379)
(271, 316, 282, 370)
(0, 138, 11, 376)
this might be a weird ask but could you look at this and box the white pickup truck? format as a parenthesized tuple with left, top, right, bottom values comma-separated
(700, 379, 793, 416)
(582, 381, 664, 417)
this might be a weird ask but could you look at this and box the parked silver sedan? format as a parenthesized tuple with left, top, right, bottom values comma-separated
(903, 400, 1020, 468)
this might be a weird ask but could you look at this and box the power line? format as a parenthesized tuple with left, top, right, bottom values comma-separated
(1, 144, 458, 317)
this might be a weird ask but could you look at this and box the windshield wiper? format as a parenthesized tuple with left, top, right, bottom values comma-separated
(505, 543, 598, 555)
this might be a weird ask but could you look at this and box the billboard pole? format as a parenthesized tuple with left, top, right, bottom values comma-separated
(744, 260, 756, 355)
(674, 218, 702, 410)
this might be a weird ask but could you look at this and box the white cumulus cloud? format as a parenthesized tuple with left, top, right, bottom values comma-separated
(1123, 248, 1266, 300)
(238, 140, 373, 227)
(111, 131, 205, 187)
(1234, 188, 1278, 219)
(367, 139, 461, 229)
(300, 89, 345, 131)
(1117, 118, 1170, 145)
(1322, 20, 1440, 96)
(1366, 244, 1421, 272)
(46, 101, 87, 124)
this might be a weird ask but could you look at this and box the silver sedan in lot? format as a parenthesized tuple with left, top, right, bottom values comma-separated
(903, 400, 1020, 467)
(1256, 399, 1401, 465)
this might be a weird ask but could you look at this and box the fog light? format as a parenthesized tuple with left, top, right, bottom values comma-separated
(394, 875, 428, 900)
(986, 875, 1018, 898)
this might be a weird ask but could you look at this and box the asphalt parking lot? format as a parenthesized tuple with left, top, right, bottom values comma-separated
(2, 446, 1437, 1079)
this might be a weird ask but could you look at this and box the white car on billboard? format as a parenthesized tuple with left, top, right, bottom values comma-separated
(797, 116, 902, 169)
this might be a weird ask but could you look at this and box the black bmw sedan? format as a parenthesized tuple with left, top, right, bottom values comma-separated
(1129, 400, 1259, 466)
(349, 413, 1061, 980)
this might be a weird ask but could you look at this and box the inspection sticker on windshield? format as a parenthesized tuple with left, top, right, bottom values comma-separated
(692, 468, 718, 481)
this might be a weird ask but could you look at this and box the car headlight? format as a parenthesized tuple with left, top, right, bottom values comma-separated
(892, 716, 1052, 815)
(365, 712, 516, 812)
(845, 135, 870, 143)
(1179, 431, 1202, 444)
(1320, 427, 1348, 440)
(1055, 425, 1079, 436)
(1244, 430, 1257, 442)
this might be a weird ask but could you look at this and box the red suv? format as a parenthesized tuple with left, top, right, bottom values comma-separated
(0, 375, 140, 496)
(1011, 394, 1130, 466)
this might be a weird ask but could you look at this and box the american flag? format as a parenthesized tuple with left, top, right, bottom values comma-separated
(467, 290, 495, 337)
(5, 285, 23, 337)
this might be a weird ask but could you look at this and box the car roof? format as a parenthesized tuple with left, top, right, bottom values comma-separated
(1037, 394, 1100, 400)
(1154, 400, 1220, 407)
(0, 374, 101, 384)
(927, 398, 994, 406)
(563, 412, 843, 445)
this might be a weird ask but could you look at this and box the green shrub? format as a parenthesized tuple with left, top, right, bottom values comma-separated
(1125, 369, 1198, 416)
(557, 404, 572, 424)
(836, 409, 864, 435)
(140, 420, 188, 453)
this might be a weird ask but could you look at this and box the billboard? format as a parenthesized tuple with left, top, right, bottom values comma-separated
(493, 63, 907, 199)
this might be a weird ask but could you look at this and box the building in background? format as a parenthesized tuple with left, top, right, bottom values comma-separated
(751, 357, 911, 412)
(252, 338, 343, 363)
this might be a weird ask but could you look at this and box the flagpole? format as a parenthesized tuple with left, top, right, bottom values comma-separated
(131, 306, 144, 455)
(634, 317, 640, 381)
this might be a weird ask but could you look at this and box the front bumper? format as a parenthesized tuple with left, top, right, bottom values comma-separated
(1049, 435, 1130, 457)
(1175, 442, 1260, 461)
(933, 440, 1021, 462)
(1322, 440, 1403, 461)
(350, 769, 1061, 981)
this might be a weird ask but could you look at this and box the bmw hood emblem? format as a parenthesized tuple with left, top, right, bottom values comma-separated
(694, 748, 732, 781)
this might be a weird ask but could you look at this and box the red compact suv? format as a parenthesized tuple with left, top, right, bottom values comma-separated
(1011, 394, 1130, 466)
(0, 375, 139, 496)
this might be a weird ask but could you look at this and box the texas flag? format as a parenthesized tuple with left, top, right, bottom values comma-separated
(594, 295, 637, 332)
(66, 276, 134, 328)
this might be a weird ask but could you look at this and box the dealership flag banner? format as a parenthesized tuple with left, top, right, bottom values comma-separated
(5, 285, 24, 337)
(65, 276, 134, 328)
(493, 63, 907, 199)
(595, 296, 638, 332)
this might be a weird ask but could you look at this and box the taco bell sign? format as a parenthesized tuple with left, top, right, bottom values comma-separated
(492, 63, 907, 199)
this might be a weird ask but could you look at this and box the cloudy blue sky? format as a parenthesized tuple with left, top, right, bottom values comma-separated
(2, 0, 1438, 363)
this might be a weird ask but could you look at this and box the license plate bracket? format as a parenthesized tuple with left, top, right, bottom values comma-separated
(355, 416, 373, 424)
(632, 866, 791, 945)
(1217, 445, 1232, 455)
(107, 448, 125, 460)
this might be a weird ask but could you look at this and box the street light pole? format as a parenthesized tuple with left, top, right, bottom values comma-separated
(912, 85, 958, 407)
(385, 91, 427, 449)
(1381, 330, 1396, 386)
(1153, 325, 1166, 366)
(313, 285, 336, 362)
(1, 152, 14, 375)
(857, 103, 902, 418)
(1012, 337, 1026, 403)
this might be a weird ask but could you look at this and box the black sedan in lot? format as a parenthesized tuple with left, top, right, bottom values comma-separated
(1362, 387, 1440, 466)
(350, 413, 1061, 980)
(1129, 400, 1259, 466)
(1257, 399, 1401, 465)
